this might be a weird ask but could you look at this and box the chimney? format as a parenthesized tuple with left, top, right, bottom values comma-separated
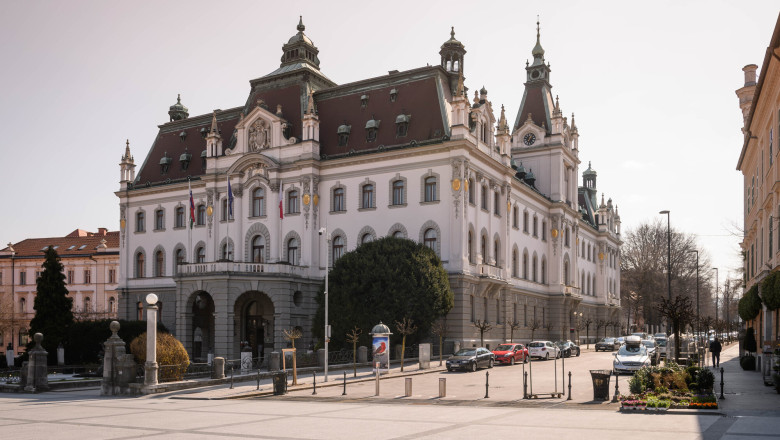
(98, 228, 107, 236)
(743, 64, 758, 86)
(736, 64, 758, 133)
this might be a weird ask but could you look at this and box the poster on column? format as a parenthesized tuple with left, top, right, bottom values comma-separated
(372, 335, 390, 373)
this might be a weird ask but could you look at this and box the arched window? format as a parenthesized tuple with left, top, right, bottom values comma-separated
(493, 192, 500, 215)
(512, 249, 518, 277)
(196, 246, 206, 263)
(135, 252, 145, 278)
(361, 233, 373, 245)
(197, 205, 206, 225)
(155, 209, 164, 230)
(175, 248, 185, 266)
(287, 238, 299, 265)
(587, 273, 591, 295)
(423, 228, 437, 250)
(362, 184, 374, 209)
(392, 180, 404, 205)
(493, 240, 500, 267)
(109, 297, 116, 313)
(288, 190, 300, 214)
(252, 235, 265, 263)
(424, 177, 437, 202)
(522, 252, 528, 279)
(175, 207, 185, 228)
(154, 250, 164, 277)
(468, 231, 474, 263)
(83, 296, 91, 313)
(19, 297, 26, 313)
(393, 230, 403, 239)
(481, 185, 488, 210)
(481, 235, 487, 263)
(332, 236, 344, 262)
(333, 188, 345, 211)
(252, 188, 265, 217)
(221, 242, 233, 261)
(564, 259, 570, 285)
(532, 256, 538, 282)
(541, 259, 547, 284)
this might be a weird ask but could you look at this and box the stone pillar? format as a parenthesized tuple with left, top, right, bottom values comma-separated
(24, 333, 48, 392)
(357, 346, 368, 363)
(317, 348, 325, 367)
(269, 352, 281, 371)
(5, 343, 15, 368)
(102, 321, 130, 396)
(144, 293, 159, 386)
(212, 357, 225, 379)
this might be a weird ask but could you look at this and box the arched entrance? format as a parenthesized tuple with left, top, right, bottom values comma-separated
(235, 292, 274, 362)
(190, 291, 215, 362)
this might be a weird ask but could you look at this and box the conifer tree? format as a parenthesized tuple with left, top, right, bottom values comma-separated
(28, 246, 73, 363)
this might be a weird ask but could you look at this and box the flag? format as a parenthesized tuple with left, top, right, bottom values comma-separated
(189, 189, 195, 229)
(279, 183, 284, 220)
(227, 178, 234, 218)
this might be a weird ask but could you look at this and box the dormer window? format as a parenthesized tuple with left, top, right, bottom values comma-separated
(337, 124, 351, 147)
(179, 131, 187, 142)
(200, 149, 207, 170)
(159, 152, 172, 174)
(389, 88, 398, 102)
(180, 149, 192, 171)
(365, 119, 380, 142)
(395, 114, 410, 137)
(200, 127, 208, 138)
(360, 94, 369, 108)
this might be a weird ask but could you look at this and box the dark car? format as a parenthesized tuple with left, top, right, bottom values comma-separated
(446, 347, 495, 372)
(595, 337, 620, 352)
(556, 340, 581, 357)
(491, 343, 528, 365)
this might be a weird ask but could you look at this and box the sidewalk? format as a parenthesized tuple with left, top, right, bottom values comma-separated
(712, 343, 780, 415)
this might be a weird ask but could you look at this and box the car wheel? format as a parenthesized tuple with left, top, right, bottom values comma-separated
(510, 357, 515, 366)
(470, 361, 477, 372)
(576, 348, 581, 357)
(488, 359, 494, 368)
(545, 353, 550, 361)
(447, 367, 452, 372)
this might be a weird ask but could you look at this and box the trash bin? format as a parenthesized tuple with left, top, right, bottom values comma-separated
(589, 370, 612, 401)
(272, 371, 288, 395)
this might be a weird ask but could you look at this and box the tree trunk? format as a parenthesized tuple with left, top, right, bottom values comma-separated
(400, 335, 406, 372)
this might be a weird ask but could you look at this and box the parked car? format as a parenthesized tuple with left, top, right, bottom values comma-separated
(632, 332, 651, 341)
(654, 333, 667, 339)
(655, 337, 668, 358)
(446, 347, 495, 372)
(492, 343, 528, 365)
(641, 339, 659, 365)
(556, 340, 581, 357)
(616, 336, 627, 345)
(528, 341, 560, 360)
(613, 336, 651, 374)
(595, 337, 620, 352)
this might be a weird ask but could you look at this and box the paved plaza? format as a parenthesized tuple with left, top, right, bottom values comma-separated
(0, 344, 778, 439)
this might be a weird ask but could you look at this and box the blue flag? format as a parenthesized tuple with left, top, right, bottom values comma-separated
(227, 178, 234, 217)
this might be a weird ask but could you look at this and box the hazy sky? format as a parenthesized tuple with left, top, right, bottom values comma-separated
(1, 1, 777, 284)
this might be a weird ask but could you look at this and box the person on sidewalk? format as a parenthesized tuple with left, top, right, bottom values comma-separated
(710, 337, 722, 368)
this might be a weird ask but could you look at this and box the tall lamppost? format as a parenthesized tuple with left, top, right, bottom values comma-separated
(689, 250, 700, 354)
(713, 267, 719, 338)
(319, 227, 331, 382)
(659, 210, 672, 334)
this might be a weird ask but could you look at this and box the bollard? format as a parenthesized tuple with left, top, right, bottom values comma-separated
(720, 367, 725, 399)
(375, 362, 380, 396)
(257, 369, 260, 390)
(405, 377, 412, 397)
(567, 371, 572, 400)
(561, 351, 565, 393)
(529, 354, 533, 396)
(312, 372, 317, 395)
(230, 362, 234, 389)
(485, 370, 490, 399)
(523, 371, 528, 399)
(611, 369, 620, 403)
(439, 377, 446, 398)
(342, 371, 347, 396)
(554, 351, 558, 394)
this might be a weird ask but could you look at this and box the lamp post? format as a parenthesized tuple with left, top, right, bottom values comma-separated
(689, 250, 700, 356)
(714, 267, 719, 338)
(659, 210, 672, 334)
(319, 227, 331, 382)
(7, 243, 15, 365)
(144, 293, 159, 386)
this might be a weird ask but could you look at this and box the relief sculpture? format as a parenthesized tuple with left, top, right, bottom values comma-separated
(249, 119, 270, 151)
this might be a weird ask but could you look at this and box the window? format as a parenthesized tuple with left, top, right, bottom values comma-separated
(19, 271, 26, 286)
(481, 185, 488, 210)
(83, 296, 91, 313)
(361, 233, 373, 245)
(395, 114, 410, 137)
(221, 199, 233, 221)
(332, 236, 344, 262)
(109, 269, 116, 284)
(84, 269, 91, 284)
(496, 298, 501, 324)
(362, 184, 374, 209)
(197, 205, 206, 225)
(564, 259, 570, 285)
(533, 217, 538, 236)
(384, 180, 401, 207)
(109, 297, 116, 313)
(468, 178, 475, 204)
(523, 211, 529, 233)
(252, 236, 265, 263)
(175, 207, 185, 228)
(470, 296, 475, 322)
(512, 249, 518, 277)
(135, 252, 145, 278)
(19, 297, 26, 313)
(512, 206, 519, 228)
(221, 242, 233, 261)
(392, 230, 404, 239)
(176, 249, 185, 266)
(196, 246, 205, 263)
(522, 252, 528, 279)
(483, 297, 488, 321)
(532, 256, 538, 282)
(155, 250, 164, 276)
(565, 228, 570, 247)
(35, 271, 41, 282)
(136, 211, 145, 232)
(137, 302, 144, 321)
(481, 235, 487, 263)
(542, 221, 547, 241)
(333, 187, 346, 211)
(287, 238, 299, 265)
(366, 119, 379, 141)
(337, 124, 350, 146)
(67, 270, 74, 284)
(468, 232, 474, 263)
(424, 177, 437, 202)
(155, 209, 164, 230)
(288, 190, 300, 214)
(252, 188, 265, 217)
(19, 329, 28, 346)
(0, 271, 2, 285)
(493, 192, 500, 215)
(493, 240, 500, 267)
(423, 228, 437, 250)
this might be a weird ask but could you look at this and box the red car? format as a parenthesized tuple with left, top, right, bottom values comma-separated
(491, 343, 528, 365)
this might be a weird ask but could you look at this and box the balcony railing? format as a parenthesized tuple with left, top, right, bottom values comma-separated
(477, 264, 505, 280)
(176, 261, 312, 277)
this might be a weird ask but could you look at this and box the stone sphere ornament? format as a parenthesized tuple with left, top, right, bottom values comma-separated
(146, 293, 158, 305)
(110, 320, 120, 334)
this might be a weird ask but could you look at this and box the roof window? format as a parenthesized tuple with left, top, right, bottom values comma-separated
(389, 88, 398, 102)
(79, 244, 87, 250)
(365, 119, 380, 142)
(395, 114, 410, 137)
(67, 245, 76, 250)
(337, 124, 351, 147)
(360, 94, 369, 108)
(160, 152, 172, 174)
(180, 148, 192, 171)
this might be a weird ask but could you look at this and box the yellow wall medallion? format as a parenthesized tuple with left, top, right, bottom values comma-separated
(452, 179, 461, 191)
(303, 194, 311, 206)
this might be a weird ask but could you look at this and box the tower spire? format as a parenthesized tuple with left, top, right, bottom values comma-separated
(532, 16, 545, 63)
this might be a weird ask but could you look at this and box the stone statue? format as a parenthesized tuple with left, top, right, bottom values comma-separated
(249, 119, 270, 151)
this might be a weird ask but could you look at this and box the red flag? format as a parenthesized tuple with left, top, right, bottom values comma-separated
(189, 190, 195, 228)
(279, 184, 284, 220)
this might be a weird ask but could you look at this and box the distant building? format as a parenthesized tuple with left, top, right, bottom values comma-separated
(736, 13, 780, 350)
(0, 229, 119, 356)
(117, 18, 622, 361)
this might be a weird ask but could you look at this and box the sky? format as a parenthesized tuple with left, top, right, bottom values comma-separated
(1, 0, 777, 285)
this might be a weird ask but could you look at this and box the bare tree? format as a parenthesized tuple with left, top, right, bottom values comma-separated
(283, 327, 303, 385)
(582, 317, 593, 348)
(345, 326, 361, 377)
(395, 317, 417, 372)
(656, 295, 695, 363)
(430, 320, 448, 366)
(596, 319, 607, 340)
(508, 321, 521, 343)
(529, 319, 542, 341)
(473, 320, 493, 347)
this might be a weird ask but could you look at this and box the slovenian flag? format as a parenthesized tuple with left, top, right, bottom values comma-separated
(189, 189, 195, 228)
(279, 183, 284, 220)
(227, 178, 234, 218)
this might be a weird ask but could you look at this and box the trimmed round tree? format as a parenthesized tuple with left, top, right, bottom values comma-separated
(28, 246, 74, 364)
(760, 271, 780, 311)
(738, 285, 762, 322)
(313, 236, 453, 350)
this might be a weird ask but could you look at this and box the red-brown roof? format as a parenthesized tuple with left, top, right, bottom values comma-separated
(516, 86, 550, 132)
(1, 231, 120, 258)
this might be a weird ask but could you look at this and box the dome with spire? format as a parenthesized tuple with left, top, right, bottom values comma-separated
(279, 16, 321, 70)
(583, 161, 597, 176)
(168, 94, 189, 122)
(287, 16, 314, 45)
(531, 20, 545, 62)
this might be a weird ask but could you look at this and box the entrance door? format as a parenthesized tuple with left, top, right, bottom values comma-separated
(245, 301, 266, 360)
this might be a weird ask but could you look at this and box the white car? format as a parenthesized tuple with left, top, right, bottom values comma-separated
(528, 341, 560, 360)
(613, 336, 651, 374)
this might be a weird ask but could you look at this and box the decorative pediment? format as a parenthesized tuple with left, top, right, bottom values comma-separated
(513, 113, 546, 147)
(233, 104, 294, 154)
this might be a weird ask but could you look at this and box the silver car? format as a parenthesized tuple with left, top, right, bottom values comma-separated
(613, 338, 650, 374)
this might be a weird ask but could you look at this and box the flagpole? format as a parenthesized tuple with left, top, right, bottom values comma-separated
(278, 182, 283, 262)
(188, 177, 192, 265)
(226, 174, 230, 261)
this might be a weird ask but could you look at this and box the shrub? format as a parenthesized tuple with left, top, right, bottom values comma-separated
(66, 319, 169, 365)
(698, 368, 715, 391)
(740, 354, 756, 371)
(130, 332, 189, 381)
(628, 372, 646, 395)
(744, 328, 758, 353)
(689, 382, 699, 392)
(685, 366, 700, 386)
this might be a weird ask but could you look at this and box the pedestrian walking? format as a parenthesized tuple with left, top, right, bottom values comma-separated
(710, 337, 722, 368)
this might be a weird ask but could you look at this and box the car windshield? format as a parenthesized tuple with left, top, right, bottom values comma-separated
(618, 345, 646, 356)
(494, 344, 514, 351)
(528, 342, 545, 348)
(454, 349, 476, 356)
(657, 340, 667, 347)
(601, 338, 614, 343)
(642, 341, 655, 348)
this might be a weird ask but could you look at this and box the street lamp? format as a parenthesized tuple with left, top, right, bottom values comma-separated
(659, 210, 671, 334)
(713, 267, 719, 338)
(319, 227, 331, 382)
(689, 250, 700, 359)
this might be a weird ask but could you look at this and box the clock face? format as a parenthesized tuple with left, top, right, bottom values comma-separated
(523, 133, 536, 146)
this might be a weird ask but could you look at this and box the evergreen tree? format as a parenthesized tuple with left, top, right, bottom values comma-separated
(28, 246, 73, 363)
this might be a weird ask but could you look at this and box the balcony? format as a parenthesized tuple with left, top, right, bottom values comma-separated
(175, 261, 313, 278)
(477, 264, 505, 281)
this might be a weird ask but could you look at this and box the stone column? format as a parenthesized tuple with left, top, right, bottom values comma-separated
(144, 293, 159, 386)
(102, 321, 129, 396)
(24, 333, 48, 392)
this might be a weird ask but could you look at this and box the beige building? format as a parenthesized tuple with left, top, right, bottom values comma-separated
(736, 14, 780, 351)
(0, 229, 119, 356)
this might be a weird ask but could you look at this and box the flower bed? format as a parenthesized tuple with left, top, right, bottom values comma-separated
(619, 363, 718, 411)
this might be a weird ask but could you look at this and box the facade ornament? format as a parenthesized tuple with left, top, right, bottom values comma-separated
(249, 119, 270, 151)
(206, 189, 214, 238)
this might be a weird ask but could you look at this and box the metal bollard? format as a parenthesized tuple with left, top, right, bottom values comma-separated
(375, 363, 380, 396)
(523, 371, 528, 399)
(611, 369, 620, 403)
(312, 372, 317, 395)
(485, 371, 490, 399)
(567, 371, 572, 400)
(342, 371, 347, 396)
(439, 377, 446, 398)
(720, 367, 725, 399)
(405, 377, 412, 397)
(230, 362, 234, 389)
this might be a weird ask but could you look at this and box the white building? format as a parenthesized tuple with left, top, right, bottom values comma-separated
(116, 19, 622, 361)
